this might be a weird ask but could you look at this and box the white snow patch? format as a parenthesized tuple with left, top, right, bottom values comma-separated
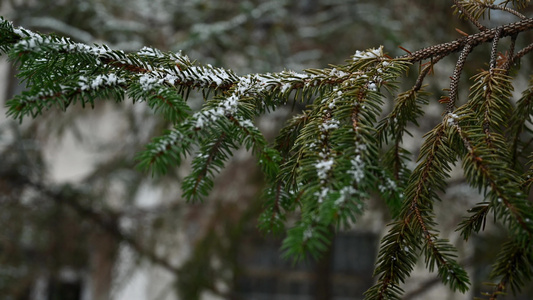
(353, 46, 383, 61)
(320, 119, 340, 132)
(316, 158, 334, 180)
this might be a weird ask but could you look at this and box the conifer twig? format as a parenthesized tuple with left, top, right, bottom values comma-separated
(447, 43, 473, 113)
(485, 4, 527, 19)
(502, 34, 517, 72)
(489, 29, 503, 73)
(399, 18, 533, 63)
(414, 54, 445, 91)
(454, 0, 488, 31)
(513, 42, 533, 62)
(484, 29, 503, 149)
(449, 110, 533, 238)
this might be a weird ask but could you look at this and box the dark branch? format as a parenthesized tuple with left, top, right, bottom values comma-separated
(447, 43, 472, 113)
(489, 29, 503, 72)
(0, 172, 181, 274)
(399, 18, 533, 63)
(486, 4, 527, 19)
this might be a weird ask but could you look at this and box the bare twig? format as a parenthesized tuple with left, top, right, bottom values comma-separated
(447, 43, 473, 113)
(399, 18, 533, 63)
(486, 4, 527, 19)
(513, 42, 533, 62)
(502, 34, 517, 72)
(414, 54, 445, 91)
(489, 28, 503, 73)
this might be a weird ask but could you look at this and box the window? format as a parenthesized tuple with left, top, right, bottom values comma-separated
(237, 232, 378, 300)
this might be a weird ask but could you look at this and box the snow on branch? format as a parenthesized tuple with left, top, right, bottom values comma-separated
(2, 7, 533, 299)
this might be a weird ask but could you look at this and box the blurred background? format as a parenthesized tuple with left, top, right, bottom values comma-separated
(1, 0, 533, 299)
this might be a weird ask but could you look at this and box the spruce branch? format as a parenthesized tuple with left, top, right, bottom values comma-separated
(258, 179, 289, 235)
(367, 121, 470, 299)
(488, 239, 533, 299)
(376, 85, 429, 207)
(399, 18, 533, 63)
(3, 3, 533, 297)
(453, 0, 488, 31)
(454, 0, 528, 22)
(457, 203, 490, 241)
(509, 79, 533, 166)
(467, 68, 514, 153)
(447, 109, 533, 238)
(182, 132, 232, 201)
(278, 54, 409, 261)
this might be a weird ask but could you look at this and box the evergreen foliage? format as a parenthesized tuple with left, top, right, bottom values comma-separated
(2, 1, 533, 298)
